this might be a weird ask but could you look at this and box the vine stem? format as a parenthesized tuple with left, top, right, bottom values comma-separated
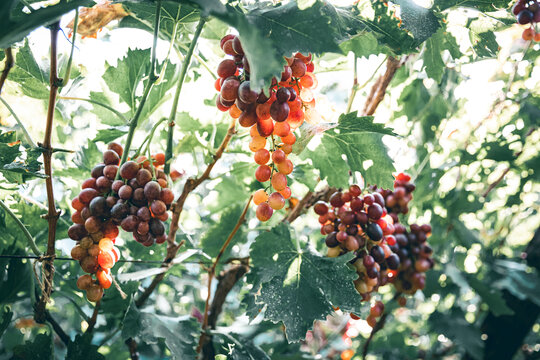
(59, 7, 79, 88)
(34, 21, 61, 324)
(116, 0, 162, 175)
(0, 199, 41, 256)
(362, 293, 401, 359)
(85, 300, 100, 333)
(0, 47, 14, 95)
(164, 18, 206, 175)
(345, 55, 358, 114)
(198, 196, 253, 355)
(0, 95, 37, 147)
(135, 118, 237, 307)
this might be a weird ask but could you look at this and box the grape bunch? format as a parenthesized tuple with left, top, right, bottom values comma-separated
(314, 184, 400, 299)
(313, 173, 434, 322)
(214, 34, 320, 221)
(513, 0, 540, 41)
(67, 143, 175, 301)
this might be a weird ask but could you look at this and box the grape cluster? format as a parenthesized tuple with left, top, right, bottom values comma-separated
(513, 0, 540, 40)
(68, 143, 175, 301)
(313, 173, 434, 321)
(215, 34, 320, 221)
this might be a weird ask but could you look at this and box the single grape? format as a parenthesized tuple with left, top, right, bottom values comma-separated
(77, 274, 93, 290)
(89, 196, 109, 217)
(91, 164, 105, 178)
(291, 58, 307, 77)
(103, 150, 120, 165)
(281, 132, 296, 145)
(271, 173, 287, 191)
(120, 161, 140, 180)
(253, 189, 269, 205)
(273, 121, 290, 137)
(268, 192, 285, 210)
(366, 223, 383, 242)
(254, 149, 270, 165)
(257, 118, 274, 137)
(249, 136, 266, 152)
(270, 101, 290, 122)
(121, 215, 139, 232)
(276, 87, 290, 103)
(217, 59, 237, 78)
(256, 202, 273, 221)
(314, 201, 328, 215)
(160, 188, 175, 205)
(221, 77, 240, 101)
(81, 178, 97, 189)
(149, 218, 165, 236)
(276, 159, 293, 175)
(239, 109, 258, 128)
(238, 81, 258, 104)
(255, 165, 272, 182)
(144, 181, 161, 201)
(150, 200, 167, 216)
(107, 142, 123, 158)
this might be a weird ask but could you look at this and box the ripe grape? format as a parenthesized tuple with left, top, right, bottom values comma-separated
(255, 165, 272, 182)
(256, 202, 273, 221)
(268, 192, 285, 210)
(120, 161, 140, 180)
(253, 189, 269, 205)
(271, 173, 287, 191)
(254, 149, 270, 165)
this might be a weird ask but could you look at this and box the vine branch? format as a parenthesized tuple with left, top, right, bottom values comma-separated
(362, 56, 402, 116)
(34, 22, 62, 324)
(198, 196, 253, 356)
(165, 18, 205, 175)
(0, 47, 14, 95)
(85, 300, 100, 333)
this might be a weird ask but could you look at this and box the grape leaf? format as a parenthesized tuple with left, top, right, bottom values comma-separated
(430, 310, 484, 359)
(0, 0, 91, 48)
(212, 331, 271, 360)
(9, 40, 49, 99)
(66, 334, 105, 360)
(467, 276, 514, 316)
(92, 128, 128, 144)
(140, 60, 179, 120)
(200, 204, 245, 259)
(120, 2, 200, 40)
(471, 30, 499, 58)
(340, 32, 380, 58)
(12, 333, 54, 360)
(122, 298, 200, 359)
(301, 112, 395, 189)
(103, 48, 150, 112)
(394, 0, 440, 44)
(248, 223, 365, 342)
(424, 29, 446, 82)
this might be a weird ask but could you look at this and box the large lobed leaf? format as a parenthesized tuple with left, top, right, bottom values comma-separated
(247, 223, 365, 342)
(301, 112, 395, 189)
(122, 298, 200, 359)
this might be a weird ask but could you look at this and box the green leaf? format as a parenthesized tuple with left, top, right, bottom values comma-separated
(212, 331, 271, 360)
(122, 298, 200, 359)
(92, 128, 128, 144)
(0, 245, 32, 304)
(493, 261, 540, 307)
(140, 60, 179, 120)
(471, 30, 499, 58)
(200, 204, 245, 259)
(66, 333, 105, 360)
(467, 276, 514, 316)
(248, 224, 365, 342)
(0, 305, 13, 339)
(120, 2, 200, 41)
(9, 40, 49, 99)
(100, 281, 139, 314)
(340, 32, 380, 58)
(0, 0, 91, 48)
(89, 91, 126, 126)
(302, 112, 395, 189)
(12, 333, 54, 360)
(394, 0, 440, 43)
(103, 48, 150, 112)
(430, 310, 484, 359)
(424, 29, 445, 82)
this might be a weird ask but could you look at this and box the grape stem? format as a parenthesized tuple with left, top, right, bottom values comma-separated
(0, 47, 13, 95)
(135, 118, 237, 308)
(116, 0, 162, 177)
(282, 185, 337, 223)
(85, 300, 101, 333)
(164, 18, 206, 175)
(34, 21, 62, 325)
(198, 196, 253, 356)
